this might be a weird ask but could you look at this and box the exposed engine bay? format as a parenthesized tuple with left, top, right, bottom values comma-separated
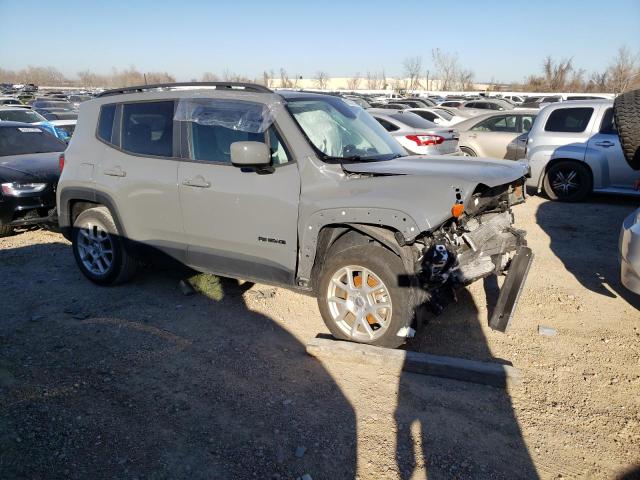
(412, 178, 528, 315)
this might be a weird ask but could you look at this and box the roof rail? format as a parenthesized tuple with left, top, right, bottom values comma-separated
(97, 82, 272, 98)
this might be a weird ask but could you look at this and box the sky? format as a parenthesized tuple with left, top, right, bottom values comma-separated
(0, 0, 639, 83)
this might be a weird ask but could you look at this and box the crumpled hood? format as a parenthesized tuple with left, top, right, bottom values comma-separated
(0, 152, 61, 184)
(343, 155, 529, 188)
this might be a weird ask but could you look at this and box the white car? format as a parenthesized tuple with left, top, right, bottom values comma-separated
(406, 107, 467, 126)
(368, 108, 460, 155)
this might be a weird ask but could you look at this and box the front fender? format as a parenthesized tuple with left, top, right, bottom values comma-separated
(296, 207, 421, 283)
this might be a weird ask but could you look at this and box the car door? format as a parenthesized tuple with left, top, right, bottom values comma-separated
(97, 100, 186, 261)
(467, 115, 519, 158)
(177, 99, 300, 285)
(506, 114, 536, 159)
(587, 106, 636, 190)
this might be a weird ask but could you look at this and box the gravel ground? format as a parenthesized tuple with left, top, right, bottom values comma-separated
(0, 194, 638, 480)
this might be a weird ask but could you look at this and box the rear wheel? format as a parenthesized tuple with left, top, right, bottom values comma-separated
(317, 244, 413, 349)
(542, 161, 592, 202)
(460, 146, 477, 157)
(71, 206, 137, 285)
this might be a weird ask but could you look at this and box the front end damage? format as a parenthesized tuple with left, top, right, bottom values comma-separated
(411, 179, 533, 331)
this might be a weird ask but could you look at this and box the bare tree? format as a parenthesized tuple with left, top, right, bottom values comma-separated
(262, 70, 275, 88)
(542, 56, 573, 91)
(279, 68, 293, 88)
(457, 69, 475, 91)
(346, 74, 361, 90)
(145, 72, 176, 84)
(314, 71, 329, 90)
(403, 56, 422, 90)
(365, 71, 381, 90)
(201, 72, 219, 82)
(607, 46, 639, 93)
(431, 49, 459, 90)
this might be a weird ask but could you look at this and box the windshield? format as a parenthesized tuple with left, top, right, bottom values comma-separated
(287, 98, 406, 161)
(0, 109, 47, 123)
(0, 126, 66, 156)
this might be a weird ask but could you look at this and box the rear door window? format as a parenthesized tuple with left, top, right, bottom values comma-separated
(121, 101, 174, 157)
(544, 108, 593, 133)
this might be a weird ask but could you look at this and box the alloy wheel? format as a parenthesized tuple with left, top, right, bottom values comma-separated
(77, 222, 114, 276)
(326, 265, 392, 342)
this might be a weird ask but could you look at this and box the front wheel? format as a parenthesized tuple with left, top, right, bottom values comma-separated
(542, 160, 592, 202)
(317, 244, 414, 349)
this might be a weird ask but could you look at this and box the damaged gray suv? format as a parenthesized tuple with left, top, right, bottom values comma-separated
(57, 83, 533, 348)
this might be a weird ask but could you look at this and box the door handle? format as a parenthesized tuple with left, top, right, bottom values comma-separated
(103, 167, 126, 177)
(468, 134, 477, 138)
(182, 177, 211, 188)
(595, 141, 614, 147)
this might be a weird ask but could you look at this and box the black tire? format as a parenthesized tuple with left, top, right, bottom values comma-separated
(71, 206, 137, 285)
(460, 146, 477, 157)
(0, 225, 14, 237)
(542, 160, 592, 202)
(613, 89, 640, 171)
(317, 244, 413, 349)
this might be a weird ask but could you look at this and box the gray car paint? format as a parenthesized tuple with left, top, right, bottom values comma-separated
(59, 88, 529, 289)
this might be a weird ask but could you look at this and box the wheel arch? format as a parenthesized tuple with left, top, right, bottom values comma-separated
(307, 223, 416, 293)
(538, 157, 594, 191)
(58, 188, 128, 242)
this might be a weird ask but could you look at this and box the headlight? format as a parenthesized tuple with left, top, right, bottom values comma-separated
(1, 182, 47, 196)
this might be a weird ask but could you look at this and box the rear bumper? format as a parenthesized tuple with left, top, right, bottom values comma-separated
(619, 209, 640, 295)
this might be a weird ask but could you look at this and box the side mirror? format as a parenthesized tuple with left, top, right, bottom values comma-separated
(231, 141, 271, 168)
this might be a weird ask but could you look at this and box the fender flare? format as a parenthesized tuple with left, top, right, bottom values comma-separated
(296, 207, 421, 284)
(58, 187, 127, 241)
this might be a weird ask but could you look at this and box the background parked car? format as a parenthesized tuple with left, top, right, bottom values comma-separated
(454, 110, 537, 159)
(0, 122, 65, 236)
(368, 108, 459, 155)
(0, 106, 71, 141)
(526, 100, 638, 201)
(406, 107, 467, 126)
(35, 108, 78, 121)
(0, 97, 23, 106)
(460, 99, 515, 115)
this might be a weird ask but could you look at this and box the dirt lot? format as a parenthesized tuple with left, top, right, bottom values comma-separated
(1, 194, 639, 480)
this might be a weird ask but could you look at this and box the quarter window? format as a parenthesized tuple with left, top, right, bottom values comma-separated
(544, 108, 593, 133)
(121, 101, 174, 156)
(599, 108, 617, 135)
(97, 104, 116, 144)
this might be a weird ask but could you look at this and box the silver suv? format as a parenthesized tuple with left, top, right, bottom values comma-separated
(57, 82, 532, 348)
(525, 100, 639, 201)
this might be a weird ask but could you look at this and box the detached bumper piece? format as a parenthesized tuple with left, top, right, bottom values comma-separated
(489, 246, 534, 332)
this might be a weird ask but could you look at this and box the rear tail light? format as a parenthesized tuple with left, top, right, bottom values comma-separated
(406, 134, 445, 146)
(58, 153, 65, 173)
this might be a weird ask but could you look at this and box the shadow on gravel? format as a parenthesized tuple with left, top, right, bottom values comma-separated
(0, 241, 357, 479)
(536, 194, 640, 309)
(395, 287, 539, 479)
